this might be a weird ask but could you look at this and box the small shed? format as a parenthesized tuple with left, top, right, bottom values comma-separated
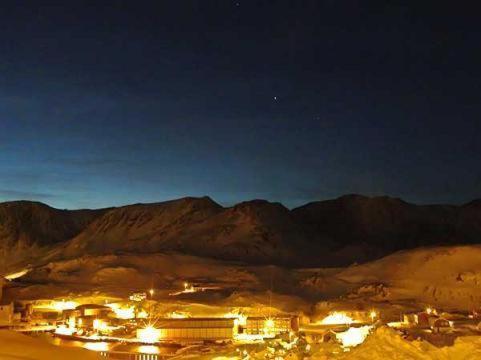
(429, 317, 451, 333)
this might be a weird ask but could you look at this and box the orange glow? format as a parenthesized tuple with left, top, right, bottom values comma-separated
(335, 325, 372, 347)
(137, 326, 161, 343)
(262, 318, 276, 337)
(107, 303, 136, 319)
(319, 312, 355, 325)
(138, 345, 160, 354)
(93, 319, 110, 332)
(83, 342, 109, 352)
(55, 325, 74, 336)
(224, 312, 247, 326)
(37, 299, 78, 312)
(168, 311, 188, 319)
(426, 307, 437, 315)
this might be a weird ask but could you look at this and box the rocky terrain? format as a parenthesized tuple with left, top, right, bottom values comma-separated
(293, 194, 481, 255)
(0, 201, 106, 269)
(2, 194, 481, 270)
(9, 243, 481, 314)
(4, 196, 481, 359)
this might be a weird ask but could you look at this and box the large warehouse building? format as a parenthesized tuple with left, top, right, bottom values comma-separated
(154, 318, 235, 341)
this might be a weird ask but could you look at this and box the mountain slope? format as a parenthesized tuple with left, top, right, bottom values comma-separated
(62, 196, 224, 255)
(62, 198, 321, 266)
(291, 194, 480, 256)
(3, 194, 481, 268)
(0, 201, 106, 268)
(335, 244, 481, 309)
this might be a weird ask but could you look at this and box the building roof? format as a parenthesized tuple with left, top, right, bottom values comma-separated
(155, 318, 234, 329)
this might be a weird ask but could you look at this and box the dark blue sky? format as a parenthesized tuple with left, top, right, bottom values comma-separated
(1, 1, 480, 209)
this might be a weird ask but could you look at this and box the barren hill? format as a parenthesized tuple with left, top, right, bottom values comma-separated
(0, 201, 106, 268)
(335, 244, 481, 309)
(2, 194, 481, 268)
(292, 194, 481, 256)
(62, 197, 318, 266)
(62, 196, 223, 255)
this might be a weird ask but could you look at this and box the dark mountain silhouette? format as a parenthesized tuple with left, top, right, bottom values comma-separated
(292, 194, 481, 256)
(61, 197, 317, 266)
(0, 201, 107, 267)
(0, 201, 106, 247)
(2, 195, 481, 268)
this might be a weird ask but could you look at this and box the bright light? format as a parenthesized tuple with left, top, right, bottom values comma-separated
(336, 325, 372, 348)
(55, 325, 74, 336)
(52, 300, 78, 312)
(138, 345, 160, 354)
(137, 326, 161, 343)
(68, 317, 76, 329)
(149, 289, 154, 297)
(93, 319, 110, 332)
(370, 310, 377, 321)
(138, 310, 149, 318)
(183, 282, 195, 293)
(4, 268, 29, 281)
(426, 307, 437, 315)
(262, 318, 276, 337)
(129, 292, 147, 302)
(224, 312, 247, 326)
(387, 321, 405, 328)
(169, 282, 197, 296)
(319, 312, 355, 325)
(169, 311, 188, 319)
(107, 303, 136, 319)
(83, 342, 109, 352)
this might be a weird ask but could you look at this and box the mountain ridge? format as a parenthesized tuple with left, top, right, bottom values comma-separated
(1, 194, 481, 268)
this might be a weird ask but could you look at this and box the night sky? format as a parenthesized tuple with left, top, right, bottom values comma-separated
(1, 1, 480, 209)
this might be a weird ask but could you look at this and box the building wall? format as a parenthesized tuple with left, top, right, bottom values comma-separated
(158, 327, 233, 340)
(153, 318, 235, 340)
(83, 308, 110, 317)
(245, 317, 292, 335)
(0, 303, 14, 324)
(156, 319, 233, 329)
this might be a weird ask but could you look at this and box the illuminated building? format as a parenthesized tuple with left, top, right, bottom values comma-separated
(63, 304, 113, 331)
(244, 316, 298, 336)
(152, 318, 235, 341)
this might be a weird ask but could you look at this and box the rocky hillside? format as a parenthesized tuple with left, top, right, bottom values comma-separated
(0, 201, 106, 268)
(292, 194, 481, 256)
(2, 195, 481, 268)
(62, 197, 319, 266)
(0, 201, 106, 247)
